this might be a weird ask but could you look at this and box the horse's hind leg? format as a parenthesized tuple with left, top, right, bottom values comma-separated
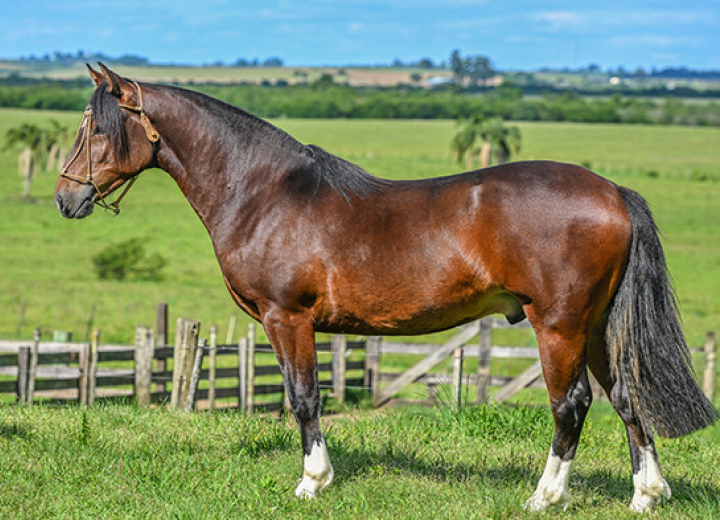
(525, 326, 592, 512)
(586, 334, 671, 512)
(262, 307, 334, 499)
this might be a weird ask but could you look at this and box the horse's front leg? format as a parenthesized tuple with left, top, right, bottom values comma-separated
(261, 306, 334, 498)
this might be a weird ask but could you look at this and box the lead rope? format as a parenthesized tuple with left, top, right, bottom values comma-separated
(59, 81, 159, 215)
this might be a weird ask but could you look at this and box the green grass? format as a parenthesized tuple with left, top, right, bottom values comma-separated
(0, 402, 718, 519)
(1, 109, 720, 350)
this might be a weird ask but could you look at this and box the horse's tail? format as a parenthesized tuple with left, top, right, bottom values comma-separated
(606, 186, 718, 438)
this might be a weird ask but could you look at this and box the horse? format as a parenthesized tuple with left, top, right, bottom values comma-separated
(55, 63, 717, 512)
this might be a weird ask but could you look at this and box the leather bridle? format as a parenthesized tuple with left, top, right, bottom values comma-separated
(60, 81, 159, 215)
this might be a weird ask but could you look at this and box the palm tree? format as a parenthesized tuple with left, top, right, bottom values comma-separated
(45, 120, 72, 172)
(451, 116, 522, 170)
(450, 115, 484, 171)
(482, 117, 522, 166)
(3, 123, 46, 200)
(3, 121, 71, 200)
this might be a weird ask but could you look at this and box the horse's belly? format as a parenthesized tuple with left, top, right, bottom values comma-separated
(314, 286, 524, 336)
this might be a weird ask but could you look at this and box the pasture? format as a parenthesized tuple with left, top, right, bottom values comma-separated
(1, 109, 719, 346)
(0, 402, 718, 518)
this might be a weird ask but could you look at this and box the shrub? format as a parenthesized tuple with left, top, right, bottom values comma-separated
(92, 238, 167, 281)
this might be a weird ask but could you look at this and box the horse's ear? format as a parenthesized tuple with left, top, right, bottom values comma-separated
(98, 62, 132, 98)
(87, 64, 104, 87)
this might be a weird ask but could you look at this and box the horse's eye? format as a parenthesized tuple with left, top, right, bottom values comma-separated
(93, 125, 104, 135)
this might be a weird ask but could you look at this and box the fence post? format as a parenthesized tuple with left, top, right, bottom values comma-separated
(246, 323, 256, 414)
(185, 339, 205, 412)
(332, 335, 347, 404)
(135, 326, 154, 407)
(17, 346, 29, 403)
(427, 382, 438, 404)
(452, 345, 464, 409)
(26, 328, 40, 405)
(704, 331, 717, 402)
(79, 341, 90, 406)
(156, 303, 168, 394)
(366, 336, 382, 406)
(170, 318, 200, 410)
(208, 325, 218, 411)
(88, 329, 100, 406)
(476, 319, 492, 404)
(238, 337, 248, 412)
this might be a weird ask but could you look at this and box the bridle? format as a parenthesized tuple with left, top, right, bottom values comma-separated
(60, 81, 160, 215)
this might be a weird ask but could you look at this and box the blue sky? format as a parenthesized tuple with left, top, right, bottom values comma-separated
(2, 1, 718, 70)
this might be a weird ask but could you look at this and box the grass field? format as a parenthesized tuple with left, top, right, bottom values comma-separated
(0, 402, 718, 519)
(1, 108, 719, 348)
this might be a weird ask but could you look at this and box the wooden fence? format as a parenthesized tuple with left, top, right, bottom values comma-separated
(0, 323, 367, 413)
(369, 318, 718, 407)
(0, 307, 717, 411)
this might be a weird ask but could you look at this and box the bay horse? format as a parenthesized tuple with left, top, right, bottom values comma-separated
(55, 64, 717, 512)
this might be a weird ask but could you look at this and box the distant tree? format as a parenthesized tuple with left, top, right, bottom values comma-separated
(44, 120, 72, 172)
(418, 58, 435, 69)
(451, 116, 483, 170)
(482, 117, 522, 165)
(451, 116, 522, 170)
(450, 49, 467, 84)
(3, 121, 70, 200)
(263, 57, 284, 67)
(633, 67, 648, 84)
(3, 123, 47, 199)
(468, 55, 495, 86)
(312, 73, 336, 90)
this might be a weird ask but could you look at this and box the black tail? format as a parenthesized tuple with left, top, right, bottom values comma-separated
(607, 186, 718, 438)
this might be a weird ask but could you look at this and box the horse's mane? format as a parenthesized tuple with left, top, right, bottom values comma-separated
(90, 83, 130, 160)
(93, 80, 389, 201)
(303, 145, 390, 202)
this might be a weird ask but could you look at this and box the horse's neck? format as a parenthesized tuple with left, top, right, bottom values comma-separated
(151, 88, 298, 231)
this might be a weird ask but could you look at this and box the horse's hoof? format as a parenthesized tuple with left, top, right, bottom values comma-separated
(524, 489, 571, 512)
(294, 470, 333, 499)
(629, 479, 671, 513)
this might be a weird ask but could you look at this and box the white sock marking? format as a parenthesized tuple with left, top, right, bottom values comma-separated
(525, 450, 573, 511)
(629, 446, 671, 512)
(295, 439, 334, 499)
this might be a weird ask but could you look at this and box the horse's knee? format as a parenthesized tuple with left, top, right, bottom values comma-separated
(550, 375, 592, 458)
(553, 375, 592, 422)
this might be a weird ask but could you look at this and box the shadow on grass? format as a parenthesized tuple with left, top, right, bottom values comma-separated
(0, 421, 32, 440)
(328, 442, 720, 509)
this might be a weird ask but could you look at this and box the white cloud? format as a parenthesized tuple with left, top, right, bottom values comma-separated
(532, 11, 587, 30)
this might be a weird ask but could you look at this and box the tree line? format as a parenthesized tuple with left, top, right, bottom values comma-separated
(1, 80, 720, 126)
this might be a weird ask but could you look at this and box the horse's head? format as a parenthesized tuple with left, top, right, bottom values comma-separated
(55, 63, 159, 218)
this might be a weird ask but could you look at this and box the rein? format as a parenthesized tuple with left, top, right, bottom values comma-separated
(60, 81, 159, 215)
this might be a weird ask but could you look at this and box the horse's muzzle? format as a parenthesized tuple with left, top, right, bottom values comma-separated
(55, 183, 96, 219)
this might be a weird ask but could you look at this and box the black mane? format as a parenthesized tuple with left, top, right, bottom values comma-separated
(90, 82, 130, 160)
(303, 145, 390, 202)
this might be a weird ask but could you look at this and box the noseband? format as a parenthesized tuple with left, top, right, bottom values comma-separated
(60, 81, 159, 215)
